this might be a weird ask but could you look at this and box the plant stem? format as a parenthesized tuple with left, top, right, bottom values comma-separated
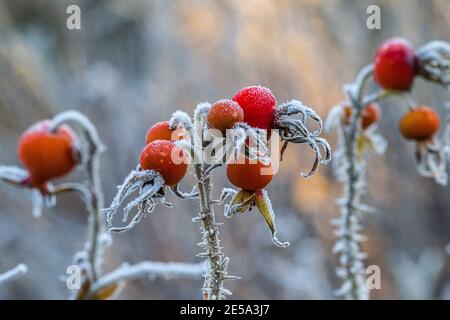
(194, 163, 226, 300)
(0, 264, 27, 286)
(338, 65, 373, 299)
(84, 133, 104, 282)
(88, 261, 204, 296)
(49, 111, 107, 298)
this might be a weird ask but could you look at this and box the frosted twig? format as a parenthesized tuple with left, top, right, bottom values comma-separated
(181, 102, 231, 300)
(0, 264, 28, 286)
(89, 261, 204, 297)
(328, 65, 374, 300)
(49, 110, 108, 296)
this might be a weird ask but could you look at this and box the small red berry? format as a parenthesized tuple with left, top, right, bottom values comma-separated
(399, 106, 440, 141)
(139, 140, 188, 186)
(374, 38, 417, 91)
(206, 99, 244, 131)
(145, 121, 185, 144)
(17, 120, 78, 190)
(343, 102, 381, 130)
(226, 156, 274, 191)
(232, 86, 276, 131)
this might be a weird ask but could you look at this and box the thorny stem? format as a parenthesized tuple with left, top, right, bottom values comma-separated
(171, 106, 230, 300)
(339, 64, 374, 299)
(194, 163, 226, 300)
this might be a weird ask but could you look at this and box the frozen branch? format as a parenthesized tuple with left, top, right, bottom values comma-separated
(172, 103, 232, 300)
(89, 261, 204, 296)
(0, 264, 28, 286)
(49, 110, 108, 297)
(329, 65, 374, 300)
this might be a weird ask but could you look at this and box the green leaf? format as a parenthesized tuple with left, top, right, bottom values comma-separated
(254, 190, 289, 248)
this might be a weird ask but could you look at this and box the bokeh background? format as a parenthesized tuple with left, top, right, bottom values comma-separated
(1, 0, 450, 299)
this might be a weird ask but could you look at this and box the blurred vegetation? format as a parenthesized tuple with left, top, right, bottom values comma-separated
(0, 0, 449, 299)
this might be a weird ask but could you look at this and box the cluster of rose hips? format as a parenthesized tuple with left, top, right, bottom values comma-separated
(12, 85, 328, 249)
(376, 38, 442, 141)
(14, 87, 275, 196)
(338, 38, 442, 142)
(115, 86, 286, 244)
(104, 85, 329, 245)
(139, 85, 277, 193)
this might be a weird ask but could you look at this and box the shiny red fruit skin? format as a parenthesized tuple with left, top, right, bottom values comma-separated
(139, 140, 188, 186)
(207, 99, 244, 131)
(374, 38, 417, 91)
(232, 86, 276, 131)
(145, 121, 185, 144)
(17, 120, 78, 189)
(226, 156, 273, 191)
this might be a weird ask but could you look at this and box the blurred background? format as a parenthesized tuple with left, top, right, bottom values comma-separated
(0, 0, 449, 299)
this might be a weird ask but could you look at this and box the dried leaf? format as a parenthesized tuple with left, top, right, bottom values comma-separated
(226, 189, 255, 216)
(254, 190, 289, 248)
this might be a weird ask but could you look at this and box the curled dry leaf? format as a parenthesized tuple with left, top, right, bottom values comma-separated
(224, 189, 289, 248)
(275, 100, 331, 177)
(104, 169, 166, 233)
(416, 41, 450, 89)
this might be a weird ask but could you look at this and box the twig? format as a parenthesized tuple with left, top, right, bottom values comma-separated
(194, 164, 228, 300)
(49, 111, 107, 295)
(0, 264, 28, 286)
(335, 65, 373, 300)
(89, 261, 204, 296)
(171, 107, 230, 300)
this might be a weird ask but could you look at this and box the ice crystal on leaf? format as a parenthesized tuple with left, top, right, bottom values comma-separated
(275, 99, 331, 177)
(104, 169, 166, 233)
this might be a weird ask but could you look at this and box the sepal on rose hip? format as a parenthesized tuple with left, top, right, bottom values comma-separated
(274, 99, 331, 177)
(103, 168, 168, 233)
(416, 41, 450, 89)
(224, 189, 289, 248)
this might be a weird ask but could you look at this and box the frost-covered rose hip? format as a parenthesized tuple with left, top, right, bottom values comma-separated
(399, 106, 440, 141)
(374, 38, 417, 91)
(343, 103, 381, 130)
(206, 99, 244, 131)
(232, 86, 276, 131)
(145, 121, 185, 144)
(139, 140, 188, 186)
(17, 120, 78, 191)
(226, 156, 274, 191)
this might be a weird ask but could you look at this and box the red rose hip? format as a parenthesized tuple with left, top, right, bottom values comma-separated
(145, 121, 185, 144)
(139, 140, 188, 186)
(206, 99, 244, 131)
(374, 38, 417, 91)
(17, 120, 78, 189)
(232, 86, 276, 131)
(226, 156, 274, 191)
